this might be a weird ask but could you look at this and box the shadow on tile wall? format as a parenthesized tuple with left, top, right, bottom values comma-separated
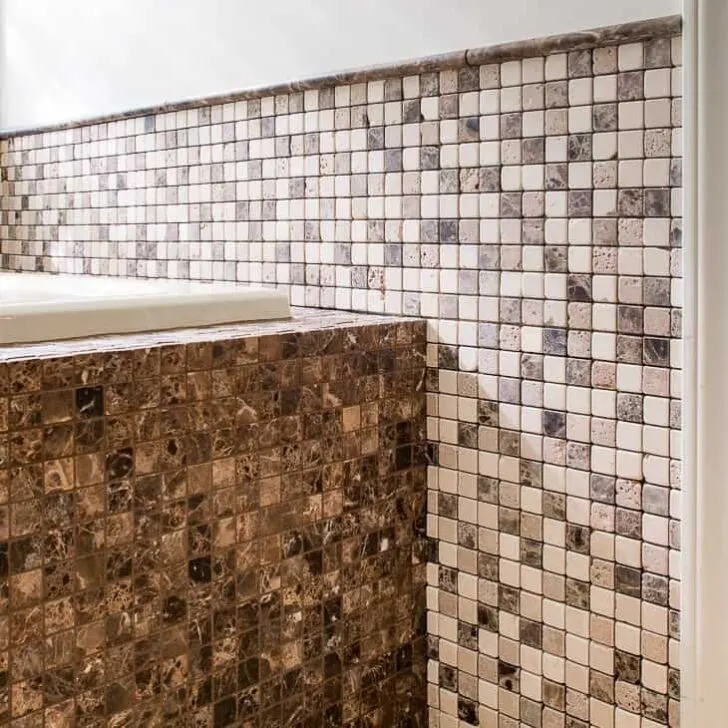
(0, 19, 682, 728)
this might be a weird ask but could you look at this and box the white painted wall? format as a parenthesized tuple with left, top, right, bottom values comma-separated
(0, 0, 680, 132)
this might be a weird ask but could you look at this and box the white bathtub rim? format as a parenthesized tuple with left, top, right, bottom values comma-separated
(0, 273, 291, 344)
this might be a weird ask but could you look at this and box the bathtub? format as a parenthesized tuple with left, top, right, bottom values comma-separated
(0, 273, 291, 344)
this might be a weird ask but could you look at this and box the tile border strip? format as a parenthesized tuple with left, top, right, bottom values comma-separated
(0, 14, 681, 139)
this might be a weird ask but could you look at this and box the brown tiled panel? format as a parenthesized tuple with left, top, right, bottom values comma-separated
(0, 315, 429, 727)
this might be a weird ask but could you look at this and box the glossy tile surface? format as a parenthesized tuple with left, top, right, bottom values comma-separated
(0, 318, 428, 727)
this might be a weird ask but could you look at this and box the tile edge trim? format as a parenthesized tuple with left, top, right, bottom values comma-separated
(0, 14, 681, 140)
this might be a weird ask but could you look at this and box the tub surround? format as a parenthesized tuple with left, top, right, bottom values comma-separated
(0, 16, 683, 728)
(0, 313, 428, 726)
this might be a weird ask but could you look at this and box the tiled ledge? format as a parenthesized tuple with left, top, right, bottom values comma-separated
(0, 14, 681, 139)
(0, 308, 423, 362)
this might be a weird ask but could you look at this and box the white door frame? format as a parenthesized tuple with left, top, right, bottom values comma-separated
(681, 0, 728, 725)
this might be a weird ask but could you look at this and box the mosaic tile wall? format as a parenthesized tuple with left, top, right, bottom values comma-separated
(0, 22, 683, 728)
(0, 314, 429, 727)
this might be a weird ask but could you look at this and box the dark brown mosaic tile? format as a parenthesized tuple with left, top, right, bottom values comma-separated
(0, 318, 427, 727)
